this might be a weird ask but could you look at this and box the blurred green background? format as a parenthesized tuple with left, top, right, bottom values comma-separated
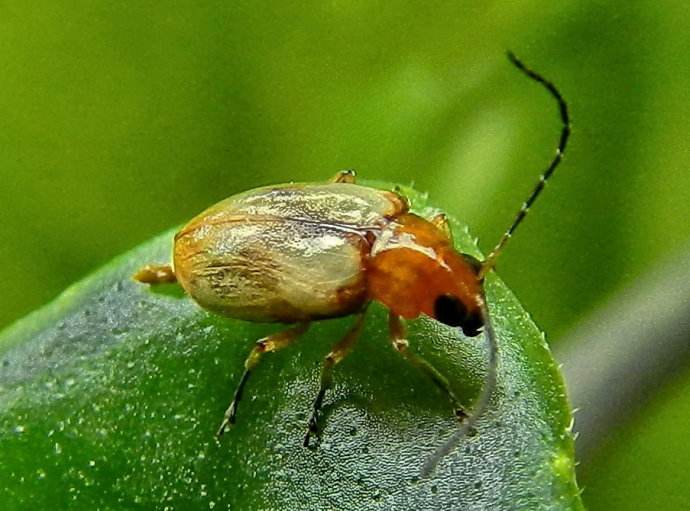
(1, 1, 689, 508)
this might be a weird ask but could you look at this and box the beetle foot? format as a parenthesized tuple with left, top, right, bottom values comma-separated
(455, 408, 469, 422)
(303, 415, 321, 448)
(216, 419, 230, 438)
(454, 408, 479, 436)
(216, 404, 238, 438)
(454, 408, 478, 436)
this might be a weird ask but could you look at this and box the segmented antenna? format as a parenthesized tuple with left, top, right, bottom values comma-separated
(422, 52, 571, 477)
(479, 51, 571, 279)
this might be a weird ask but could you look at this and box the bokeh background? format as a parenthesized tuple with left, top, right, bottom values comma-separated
(1, 2, 689, 508)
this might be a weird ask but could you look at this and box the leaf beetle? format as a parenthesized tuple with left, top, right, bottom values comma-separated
(134, 52, 570, 475)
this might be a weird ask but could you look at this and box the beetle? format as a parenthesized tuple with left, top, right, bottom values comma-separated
(134, 52, 570, 474)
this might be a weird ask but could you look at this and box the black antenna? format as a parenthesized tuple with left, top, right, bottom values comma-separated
(422, 52, 571, 477)
(479, 51, 571, 279)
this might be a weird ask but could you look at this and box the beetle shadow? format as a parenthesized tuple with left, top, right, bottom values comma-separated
(311, 364, 472, 444)
(146, 282, 186, 299)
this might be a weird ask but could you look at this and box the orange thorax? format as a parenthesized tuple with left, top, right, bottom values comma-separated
(365, 213, 484, 321)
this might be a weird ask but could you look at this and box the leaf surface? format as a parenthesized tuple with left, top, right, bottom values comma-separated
(0, 184, 582, 510)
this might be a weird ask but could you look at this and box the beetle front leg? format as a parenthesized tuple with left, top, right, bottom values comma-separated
(388, 312, 468, 420)
(217, 322, 310, 437)
(330, 169, 357, 184)
(304, 310, 366, 447)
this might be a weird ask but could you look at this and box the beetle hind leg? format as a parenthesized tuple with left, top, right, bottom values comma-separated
(303, 310, 366, 447)
(217, 322, 310, 437)
(330, 169, 357, 184)
(388, 312, 468, 420)
(133, 264, 177, 284)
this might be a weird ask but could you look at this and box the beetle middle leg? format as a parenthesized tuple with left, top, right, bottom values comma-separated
(217, 322, 310, 437)
(303, 310, 366, 447)
(430, 213, 453, 243)
(330, 169, 357, 184)
(388, 312, 468, 420)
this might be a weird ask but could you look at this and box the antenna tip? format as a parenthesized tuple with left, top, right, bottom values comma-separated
(506, 50, 526, 70)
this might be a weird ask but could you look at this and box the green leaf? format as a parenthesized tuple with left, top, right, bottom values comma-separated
(0, 184, 582, 510)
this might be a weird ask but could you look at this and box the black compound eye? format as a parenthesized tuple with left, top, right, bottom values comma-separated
(462, 310, 484, 337)
(433, 294, 467, 327)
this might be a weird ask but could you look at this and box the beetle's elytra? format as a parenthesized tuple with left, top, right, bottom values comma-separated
(134, 52, 570, 476)
(170, 179, 484, 333)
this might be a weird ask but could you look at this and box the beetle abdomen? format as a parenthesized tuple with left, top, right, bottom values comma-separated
(173, 183, 407, 322)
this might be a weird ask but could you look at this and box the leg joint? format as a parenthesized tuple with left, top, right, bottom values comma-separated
(392, 337, 409, 353)
(324, 351, 341, 366)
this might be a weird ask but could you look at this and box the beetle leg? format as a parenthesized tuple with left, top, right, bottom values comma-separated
(388, 312, 468, 420)
(216, 322, 310, 437)
(430, 213, 453, 243)
(303, 310, 366, 447)
(133, 264, 177, 284)
(330, 169, 357, 184)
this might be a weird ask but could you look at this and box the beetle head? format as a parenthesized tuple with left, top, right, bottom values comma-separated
(366, 214, 485, 336)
